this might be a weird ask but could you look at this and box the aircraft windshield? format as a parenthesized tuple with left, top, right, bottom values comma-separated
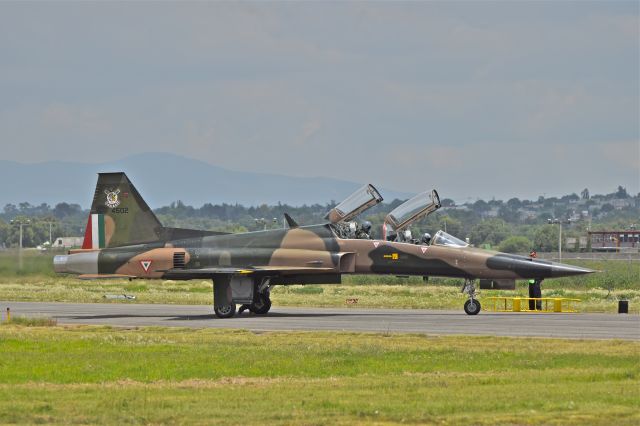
(325, 184, 383, 224)
(432, 230, 469, 247)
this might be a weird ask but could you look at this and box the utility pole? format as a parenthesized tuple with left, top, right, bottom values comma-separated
(548, 218, 565, 262)
(10, 218, 31, 270)
(42, 219, 56, 247)
(559, 221, 562, 262)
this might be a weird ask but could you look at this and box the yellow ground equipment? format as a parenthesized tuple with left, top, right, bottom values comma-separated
(485, 297, 581, 313)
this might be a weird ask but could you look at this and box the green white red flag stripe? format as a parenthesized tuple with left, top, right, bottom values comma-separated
(82, 214, 105, 249)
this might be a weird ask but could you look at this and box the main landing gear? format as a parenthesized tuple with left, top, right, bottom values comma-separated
(238, 289, 272, 315)
(249, 289, 272, 315)
(214, 303, 236, 319)
(213, 276, 272, 319)
(462, 279, 481, 315)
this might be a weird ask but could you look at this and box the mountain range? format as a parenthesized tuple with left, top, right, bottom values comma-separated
(0, 153, 411, 208)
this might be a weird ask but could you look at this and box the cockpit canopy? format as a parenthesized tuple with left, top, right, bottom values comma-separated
(431, 230, 469, 247)
(325, 184, 383, 224)
(385, 189, 441, 231)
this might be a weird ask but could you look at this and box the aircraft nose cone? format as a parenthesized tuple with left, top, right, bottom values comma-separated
(550, 262, 595, 278)
(486, 253, 595, 279)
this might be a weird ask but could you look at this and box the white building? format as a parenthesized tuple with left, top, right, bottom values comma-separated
(51, 237, 84, 249)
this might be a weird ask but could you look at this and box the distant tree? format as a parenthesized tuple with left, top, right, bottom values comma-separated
(506, 198, 522, 209)
(18, 202, 32, 212)
(440, 198, 455, 207)
(553, 205, 568, 220)
(533, 226, 559, 251)
(440, 216, 463, 236)
(472, 200, 489, 213)
(498, 236, 532, 254)
(615, 185, 629, 199)
(0, 219, 8, 248)
(498, 206, 520, 223)
(53, 203, 82, 218)
(601, 203, 614, 213)
(3, 204, 18, 217)
(561, 193, 579, 202)
(581, 188, 590, 199)
(544, 197, 559, 208)
(469, 219, 511, 247)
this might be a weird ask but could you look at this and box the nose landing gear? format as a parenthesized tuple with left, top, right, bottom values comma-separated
(462, 279, 481, 315)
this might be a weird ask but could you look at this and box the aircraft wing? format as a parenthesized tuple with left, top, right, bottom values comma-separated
(161, 266, 336, 277)
(78, 274, 137, 280)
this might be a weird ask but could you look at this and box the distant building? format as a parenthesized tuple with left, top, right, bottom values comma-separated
(588, 230, 639, 252)
(610, 199, 634, 210)
(482, 208, 499, 218)
(51, 237, 84, 249)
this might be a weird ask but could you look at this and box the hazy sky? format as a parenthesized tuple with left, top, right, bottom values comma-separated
(1, 1, 638, 202)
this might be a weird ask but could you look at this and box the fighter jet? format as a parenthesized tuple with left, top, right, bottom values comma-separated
(54, 173, 593, 317)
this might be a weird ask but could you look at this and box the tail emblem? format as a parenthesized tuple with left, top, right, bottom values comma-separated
(104, 189, 121, 208)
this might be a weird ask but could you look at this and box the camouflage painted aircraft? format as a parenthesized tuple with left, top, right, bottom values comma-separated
(54, 173, 593, 317)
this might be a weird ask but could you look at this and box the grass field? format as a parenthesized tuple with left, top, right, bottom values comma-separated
(0, 323, 638, 425)
(0, 250, 638, 313)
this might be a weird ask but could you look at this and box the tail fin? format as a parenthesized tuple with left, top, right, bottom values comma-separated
(82, 173, 162, 249)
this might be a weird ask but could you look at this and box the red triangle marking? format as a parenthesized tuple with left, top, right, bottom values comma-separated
(140, 260, 152, 273)
(421, 246, 428, 254)
(373, 241, 380, 248)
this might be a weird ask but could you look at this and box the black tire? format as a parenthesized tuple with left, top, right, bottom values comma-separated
(250, 293, 271, 315)
(464, 299, 481, 315)
(214, 303, 236, 319)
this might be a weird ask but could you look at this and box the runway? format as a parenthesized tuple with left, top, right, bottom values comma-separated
(2, 301, 638, 339)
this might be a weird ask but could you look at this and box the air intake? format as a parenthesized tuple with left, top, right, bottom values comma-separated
(173, 252, 186, 269)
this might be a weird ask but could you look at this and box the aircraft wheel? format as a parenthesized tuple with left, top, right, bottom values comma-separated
(214, 303, 236, 319)
(464, 299, 481, 315)
(250, 293, 272, 315)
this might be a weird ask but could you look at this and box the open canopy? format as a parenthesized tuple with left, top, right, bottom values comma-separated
(384, 189, 441, 231)
(325, 184, 383, 224)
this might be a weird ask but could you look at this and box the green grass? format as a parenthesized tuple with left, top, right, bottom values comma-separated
(0, 251, 638, 313)
(0, 325, 638, 425)
(5, 315, 57, 327)
(0, 250, 58, 277)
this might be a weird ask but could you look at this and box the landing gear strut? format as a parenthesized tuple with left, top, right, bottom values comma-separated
(250, 290, 272, 314)
(238, 279, 272, 315)
(250, 279, 272, 314)
(462, 279, 481, 315)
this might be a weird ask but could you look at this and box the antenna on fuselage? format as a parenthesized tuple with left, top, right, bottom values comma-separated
(284, 213, 299, 229)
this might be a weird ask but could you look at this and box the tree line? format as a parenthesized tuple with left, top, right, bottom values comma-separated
(1, 187, 637, 252)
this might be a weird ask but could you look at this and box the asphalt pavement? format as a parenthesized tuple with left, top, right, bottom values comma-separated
(2, 301, 638, 339)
